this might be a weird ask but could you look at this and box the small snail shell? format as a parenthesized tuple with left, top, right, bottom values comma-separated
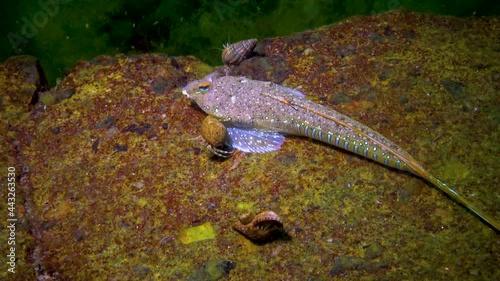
(222, 38, 257, 66)
(200, 115, 228, 148)
(233, 211, 283, 242)
(238, 210, 256, 225)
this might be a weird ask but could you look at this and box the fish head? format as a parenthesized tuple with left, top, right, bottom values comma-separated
(182, 74, 212, 100)
(182, 72, 221, 113)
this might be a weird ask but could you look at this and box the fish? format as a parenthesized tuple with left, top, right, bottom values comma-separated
(182, 72, 500, 231)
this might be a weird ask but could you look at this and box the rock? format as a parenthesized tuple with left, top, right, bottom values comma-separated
(441, 78, 466, 100)
(187, 258, 235, 281)
(0, 55, 49, 118)
(2, 11, 498, 280)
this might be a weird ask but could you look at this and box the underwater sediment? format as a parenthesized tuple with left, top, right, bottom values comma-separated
(0, 11, 498, 280)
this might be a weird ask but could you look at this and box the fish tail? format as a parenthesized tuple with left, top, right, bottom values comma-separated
(272, 95, 498, 230)
(415, 166, 499, 231)
(386, 147, 499, 231)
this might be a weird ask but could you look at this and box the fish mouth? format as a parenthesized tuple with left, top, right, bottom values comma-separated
(181, 89, 190, 98)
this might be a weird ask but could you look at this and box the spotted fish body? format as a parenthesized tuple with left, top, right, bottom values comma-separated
(182, 72, 499, 231)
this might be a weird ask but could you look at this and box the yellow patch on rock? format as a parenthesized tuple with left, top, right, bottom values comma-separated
(179, 222, 216, 244)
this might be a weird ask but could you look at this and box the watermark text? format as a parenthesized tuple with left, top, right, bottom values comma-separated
(7, 0, 73, 53)
(6, 167, 16, 274)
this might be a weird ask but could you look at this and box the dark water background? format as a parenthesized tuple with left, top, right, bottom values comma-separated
(1, 0, 499, 85)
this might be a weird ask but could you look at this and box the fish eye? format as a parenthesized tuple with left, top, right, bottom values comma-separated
(198, 82, 211, 93)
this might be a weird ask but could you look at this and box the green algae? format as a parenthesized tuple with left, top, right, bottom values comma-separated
(3, 1, 499, 87)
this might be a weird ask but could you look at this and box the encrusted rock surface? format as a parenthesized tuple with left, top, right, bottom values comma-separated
(1, 11, 498, 280)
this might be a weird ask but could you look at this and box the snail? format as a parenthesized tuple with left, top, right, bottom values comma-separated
(200, 115, 234, 158)
(222, 38, 258, 66)
(232, 210, 284, 242)
(201, 115, 227, 148)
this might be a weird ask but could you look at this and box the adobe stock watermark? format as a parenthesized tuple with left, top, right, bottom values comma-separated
(370, 0, 401, 15)
(6, 167, 16, 274)
(7, 0, 73, 54)
(212, 0, 246, 21)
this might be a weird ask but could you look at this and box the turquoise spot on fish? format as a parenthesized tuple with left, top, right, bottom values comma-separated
(335, 136, 341, 146)
(343, 141, 349, 150)
(304, 125, 310, 136)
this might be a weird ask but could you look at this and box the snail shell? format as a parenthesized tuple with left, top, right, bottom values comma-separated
(222, 38, 257, 66)
(200, 115, 228, 148)
(238, 210, 256, 225)
(232, 211, 283, 242)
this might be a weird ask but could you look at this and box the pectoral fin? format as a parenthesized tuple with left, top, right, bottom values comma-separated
(226, 127, 285, 153)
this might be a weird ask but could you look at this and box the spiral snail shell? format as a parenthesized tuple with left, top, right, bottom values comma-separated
(232, 210, 284, 242)
(222, 38, 257, 66)
(200, 115, 234, 158)
(201, 115, 228, 148)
